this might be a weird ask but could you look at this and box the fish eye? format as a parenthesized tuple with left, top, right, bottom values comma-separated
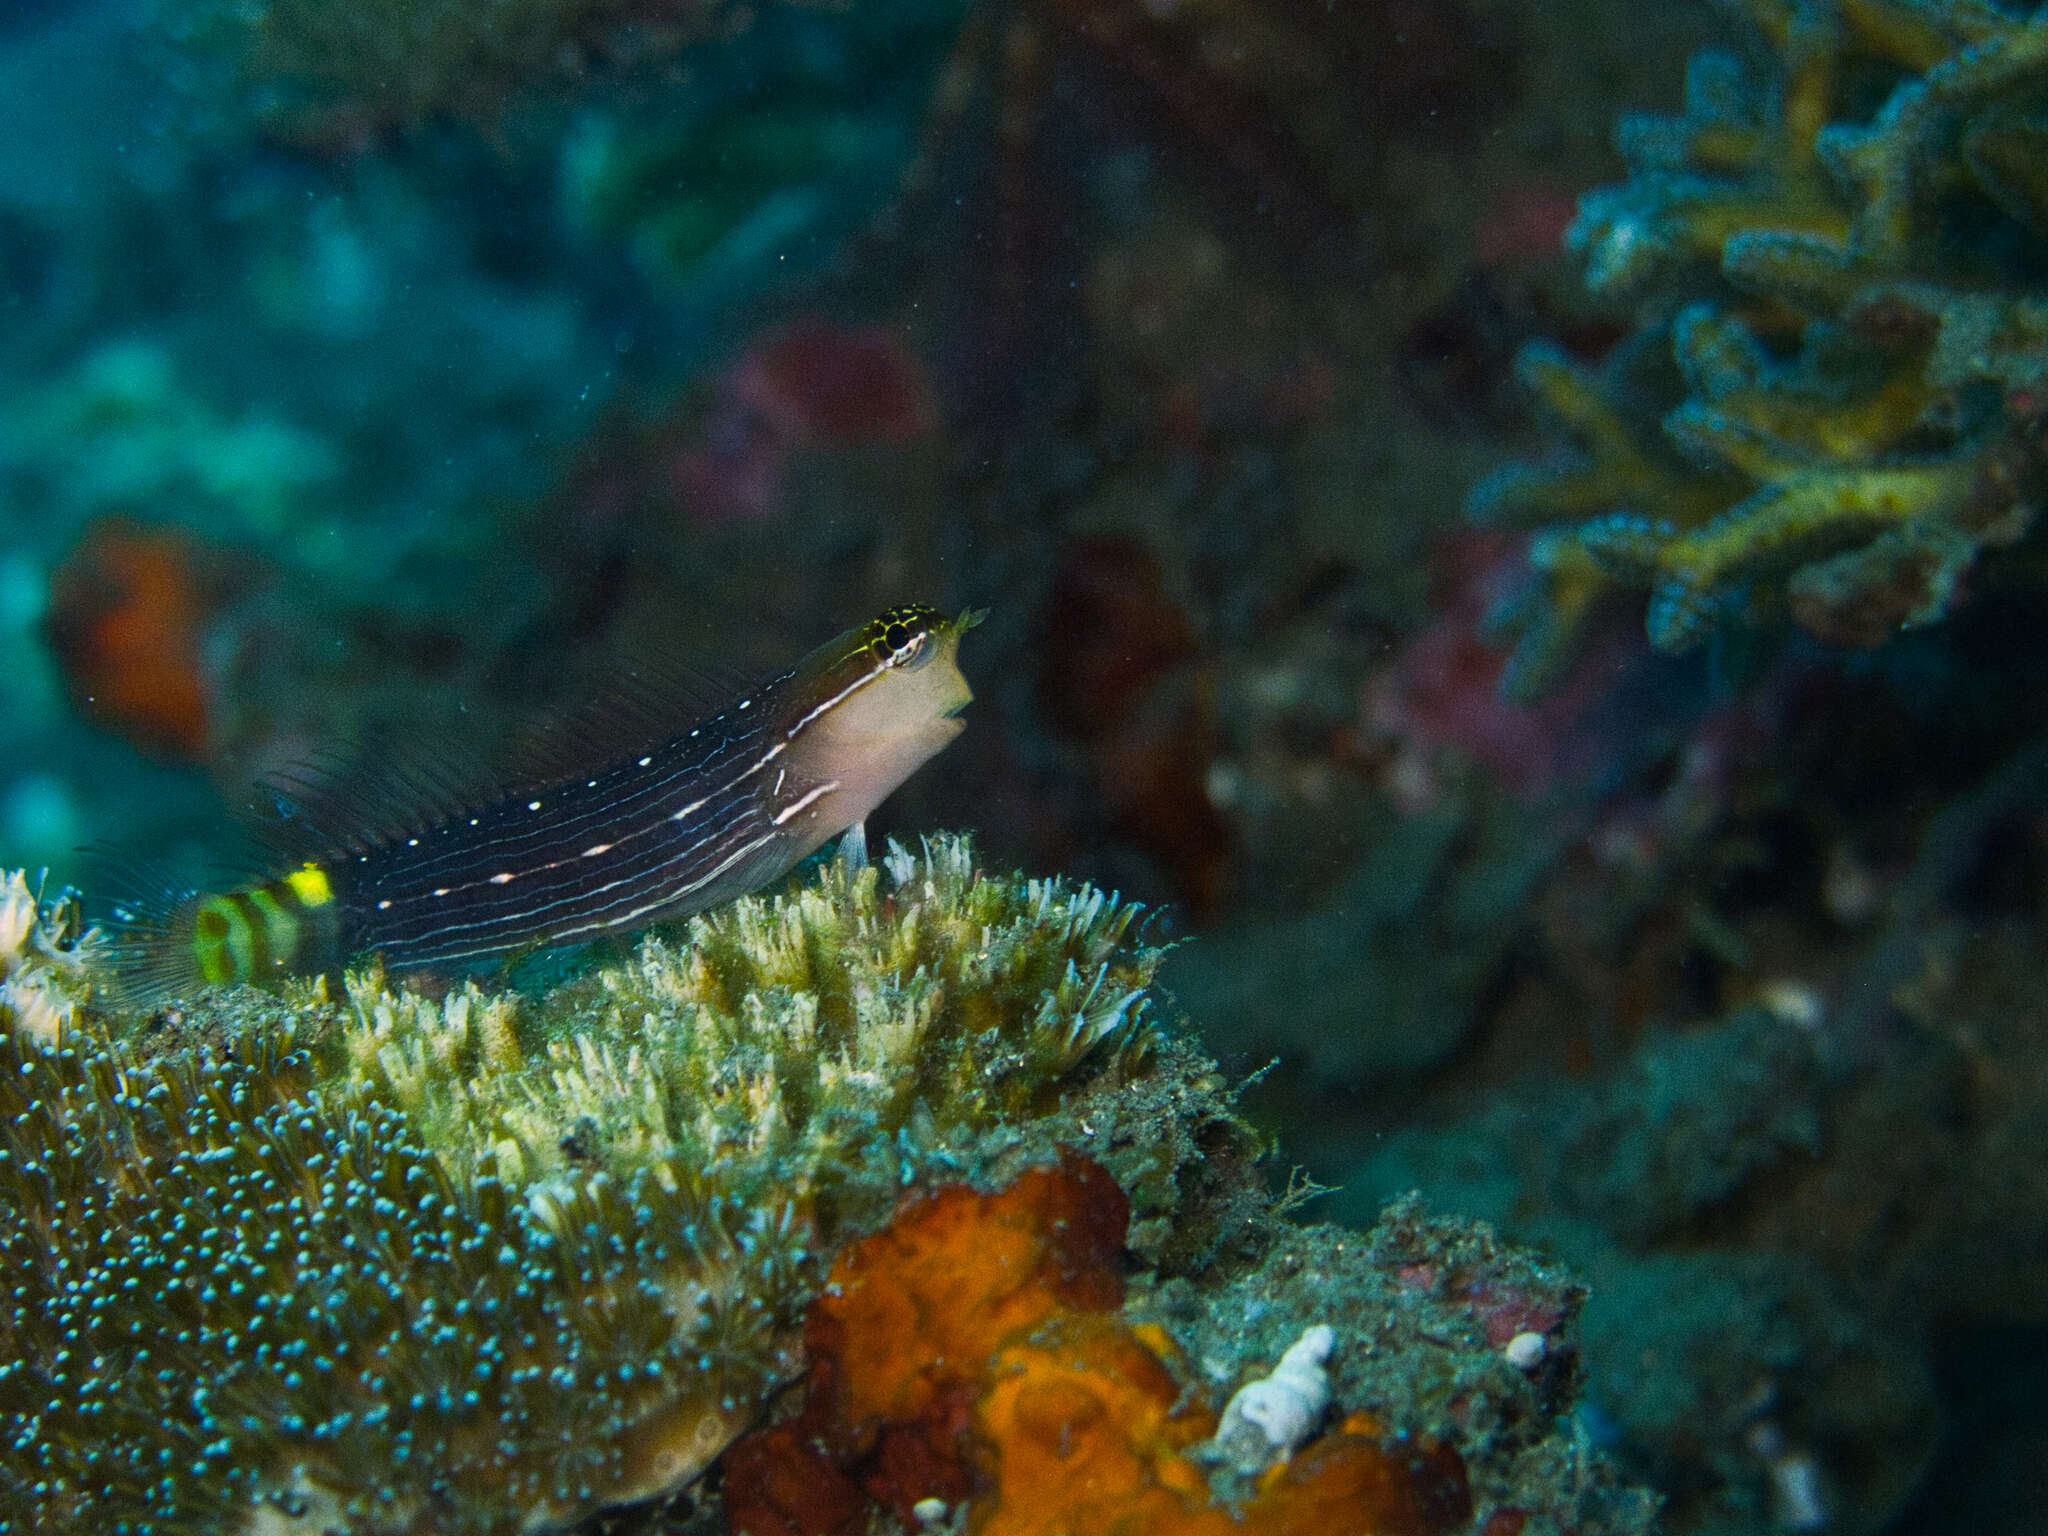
(873, 609, 935, 668)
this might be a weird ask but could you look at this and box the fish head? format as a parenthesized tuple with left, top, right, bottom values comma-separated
(831, 603, 977, 745)
(783, 605, 981, 830)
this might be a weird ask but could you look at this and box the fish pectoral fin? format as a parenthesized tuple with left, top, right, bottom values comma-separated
(837, 821, 869, 874)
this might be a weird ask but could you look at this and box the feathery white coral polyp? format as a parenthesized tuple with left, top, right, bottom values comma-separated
(1210, 1323, 1335, 1472)
(0, 870, 93, 1043)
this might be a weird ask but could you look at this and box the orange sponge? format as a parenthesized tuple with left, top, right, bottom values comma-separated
(723, 1155, 1472, 1536)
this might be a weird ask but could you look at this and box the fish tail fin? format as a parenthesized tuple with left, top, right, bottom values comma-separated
(90, 861, 211, 1007)
(91, 855, 349, 1005)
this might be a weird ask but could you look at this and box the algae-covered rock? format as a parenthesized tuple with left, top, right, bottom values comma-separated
(0, 835, 1655, 1535)
(721, 1163, 1659, 1536)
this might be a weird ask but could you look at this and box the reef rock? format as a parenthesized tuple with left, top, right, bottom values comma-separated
(0, 835, 1648, 1535)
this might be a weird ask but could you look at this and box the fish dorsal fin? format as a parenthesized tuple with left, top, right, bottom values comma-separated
(502, 654, 758, 792)
(255, 736, 503, 861)
(250, 643, 762, 862)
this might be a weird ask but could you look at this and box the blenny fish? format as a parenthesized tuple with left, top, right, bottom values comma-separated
(106, 605, 978, 999)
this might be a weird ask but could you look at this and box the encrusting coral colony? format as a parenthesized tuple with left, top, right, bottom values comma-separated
(0, 837, 1654, 1536)
(1473, 0, 2048, 695)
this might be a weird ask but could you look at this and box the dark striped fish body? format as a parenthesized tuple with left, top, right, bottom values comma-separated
(105, 606, 977, 999)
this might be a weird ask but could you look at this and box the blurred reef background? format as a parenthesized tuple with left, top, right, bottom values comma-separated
(2, 0, 2047, 1532)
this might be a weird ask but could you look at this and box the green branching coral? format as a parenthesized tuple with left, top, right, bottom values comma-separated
(0, 836, 1225, 1535)
(1473, 0, 2048, 696)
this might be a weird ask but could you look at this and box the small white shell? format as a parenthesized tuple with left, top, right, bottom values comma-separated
(1209, 1324, 1335, 1472)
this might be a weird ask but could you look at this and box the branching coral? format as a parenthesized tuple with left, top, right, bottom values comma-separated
(1472, 0, 2048, 695)
(0, 835, 1235, 1535)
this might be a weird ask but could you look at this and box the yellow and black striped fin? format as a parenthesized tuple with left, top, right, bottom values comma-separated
(99, 862, 347, 1004)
